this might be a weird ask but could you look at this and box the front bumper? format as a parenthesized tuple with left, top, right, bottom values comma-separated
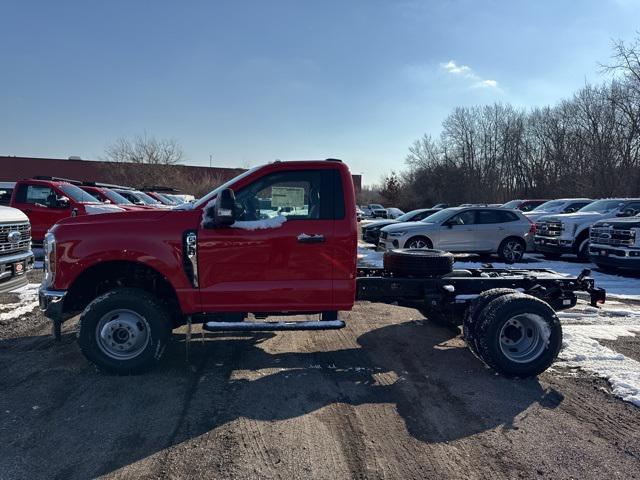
(39, 286, 67, 320)
(589, 245, 640, 269)
(0, 251, 35, 294)
(534, 236, 574, 254)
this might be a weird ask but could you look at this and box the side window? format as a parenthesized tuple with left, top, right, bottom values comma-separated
(564, 202, 585, 212)
(235, 170, 339, 221)
(499, 211, 520, 222)
(448, 210, 475, 225)
(476, 209, 504, 224)
(623, 202, 640, 215)
(413, 211, 432, 221)
(0, 188, 12, 205)
(16, 184, 55, 207)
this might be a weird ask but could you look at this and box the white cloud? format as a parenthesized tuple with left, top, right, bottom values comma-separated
(440, 60, 499, 89)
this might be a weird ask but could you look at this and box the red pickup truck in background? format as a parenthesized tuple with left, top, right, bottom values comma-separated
(10, 177, 125, 245)
(38, 159, 604, 378)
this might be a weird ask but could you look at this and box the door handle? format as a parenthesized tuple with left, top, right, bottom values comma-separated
(297, 233, 325, 243)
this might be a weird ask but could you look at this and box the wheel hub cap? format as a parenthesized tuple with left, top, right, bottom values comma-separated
(96, 309, 150, 360)
(498, 314, 549, 363)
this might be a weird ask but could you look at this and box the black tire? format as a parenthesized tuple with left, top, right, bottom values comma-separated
(383, 248, 454, 277)
(78, 288, 173, 374)
(474, 293, 562, 377)
(576, 238, 590, 262)
(463, 288, 522, 357)
(498, 237, 526, 263)
(542, 252, 561, 260)
(405, 236, 433, 249)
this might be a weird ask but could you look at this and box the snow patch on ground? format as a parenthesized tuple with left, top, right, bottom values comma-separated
(0, 283, 40, 322)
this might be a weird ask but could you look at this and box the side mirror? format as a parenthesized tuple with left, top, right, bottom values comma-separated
(213, 188, 236, 226)
(56, 196, 70, 209)
(617, 209, 635, 217)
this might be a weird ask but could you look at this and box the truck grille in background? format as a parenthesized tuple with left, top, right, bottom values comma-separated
(380, 231, 388, 240)
(0, 223, 32, 254)
(590, 226, 635, 246)
(536, 221, 563, 236)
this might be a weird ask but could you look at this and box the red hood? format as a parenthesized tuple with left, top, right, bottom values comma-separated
(55, 209, 170, 227)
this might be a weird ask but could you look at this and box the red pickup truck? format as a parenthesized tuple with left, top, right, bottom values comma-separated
(10, 177, 124, 246)
(39, 159, 605, 377)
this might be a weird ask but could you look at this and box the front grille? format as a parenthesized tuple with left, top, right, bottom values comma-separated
(536, 221, 563, 236)
(590, 226, 635, 246)
(380, 231, 388, 240)
(0, 222, 32, 254)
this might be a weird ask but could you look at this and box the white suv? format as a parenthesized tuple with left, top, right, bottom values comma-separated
(379, 207, 534, 262)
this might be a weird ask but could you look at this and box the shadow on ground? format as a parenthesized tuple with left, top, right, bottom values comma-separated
(0, 319, 563, 479)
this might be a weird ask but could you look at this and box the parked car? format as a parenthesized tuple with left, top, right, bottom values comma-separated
(361, 208, 439, 244)
(0, 182, 15, 206)
(501, 199, 548, 212)
(535, 198, 640, 261)
(367, 203, 387, 218)
(356, 206, 365, 221)
(589, 215, 640, 271)
(10, 176, 124, 245)
(379, 207, 534, 262)
(385, 207, 405, 219)
(113, 189, 171, 208)
(0, 205, 34, 293)
(525, 198, 593, 222)
(79, 184, 153, 211)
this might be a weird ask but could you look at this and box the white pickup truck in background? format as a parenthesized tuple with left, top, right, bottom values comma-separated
(0, 206, 34, 293)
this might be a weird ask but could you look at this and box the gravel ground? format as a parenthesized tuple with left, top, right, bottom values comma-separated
(0, 270, 639, 479)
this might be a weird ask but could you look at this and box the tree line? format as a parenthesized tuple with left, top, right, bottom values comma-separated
(379, 36, 640, 211)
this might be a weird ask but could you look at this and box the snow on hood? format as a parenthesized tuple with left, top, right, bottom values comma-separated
(0, 206, 29, 223)
(538, 211, 607, 224)
(84, 204, 126, 215)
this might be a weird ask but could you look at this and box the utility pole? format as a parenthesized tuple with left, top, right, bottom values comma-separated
(209, 155, 212, 168)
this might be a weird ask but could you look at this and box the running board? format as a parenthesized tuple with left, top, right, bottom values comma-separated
(202, 320, 345, 332)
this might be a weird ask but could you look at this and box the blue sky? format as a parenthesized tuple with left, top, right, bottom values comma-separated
(1, 1, 639, 184)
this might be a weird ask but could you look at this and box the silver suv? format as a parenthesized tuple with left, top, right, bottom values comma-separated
(379, 207, 534, 262)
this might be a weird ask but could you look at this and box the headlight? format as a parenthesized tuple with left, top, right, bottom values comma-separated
(388, 231, 406, 237)
(43, 232, 56, 285)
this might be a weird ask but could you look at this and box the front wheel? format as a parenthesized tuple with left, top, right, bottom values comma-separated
(498, 238, 525, 263)
(78, 288, 173, 374)
(405, 236, 433, 249)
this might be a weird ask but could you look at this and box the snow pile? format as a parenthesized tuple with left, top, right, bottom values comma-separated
(0, 283, 40, 322)
(558, 325, 640, 407)
(84, 204, 125, 215)
(232, 215, 287, 230)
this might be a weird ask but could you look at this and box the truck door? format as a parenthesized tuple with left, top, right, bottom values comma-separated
(12, 183, 71, 245)
(197, 169, 338, 312)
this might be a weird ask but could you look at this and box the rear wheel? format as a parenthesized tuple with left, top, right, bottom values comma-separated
(78, 288, 173, 374)
(473, 293, 562, 377)
(576, 237, 590, 262)
(405, 236, 433, 249)
(498, 238, 525, 263)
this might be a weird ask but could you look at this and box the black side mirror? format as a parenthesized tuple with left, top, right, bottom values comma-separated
(213, 188, 236, 226)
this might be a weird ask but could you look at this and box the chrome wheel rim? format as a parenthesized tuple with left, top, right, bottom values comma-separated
(408, 239, 428, 249)
(499, 314, 548, 363)
(96, 309, 150, 360)
(502, 241, 523, 262)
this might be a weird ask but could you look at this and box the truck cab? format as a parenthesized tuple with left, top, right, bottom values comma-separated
(10, 177, 124, 245)
(39, 160, 357, 373)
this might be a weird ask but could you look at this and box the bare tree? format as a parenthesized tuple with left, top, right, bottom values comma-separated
(103, 134, 184, 165)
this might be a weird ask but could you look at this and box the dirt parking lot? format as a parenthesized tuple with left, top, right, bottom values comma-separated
(1, 270, 639, 479)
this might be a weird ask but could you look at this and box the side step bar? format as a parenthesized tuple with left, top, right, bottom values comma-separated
(202, 320, 345, 332)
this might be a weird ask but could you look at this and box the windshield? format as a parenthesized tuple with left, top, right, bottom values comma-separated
(59, 184, 100, 203)
(192, 165, 261, 209)
(134, 191, 162, 205)
(420, 208, 458, 223)
(396, 209, 427, 222)
(578, 199, 625, 213)
(532, 200, 565, 212)
(155, 193, 178, 205)
(103, 189, 133, 205)
(501, 200, 521, 209)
